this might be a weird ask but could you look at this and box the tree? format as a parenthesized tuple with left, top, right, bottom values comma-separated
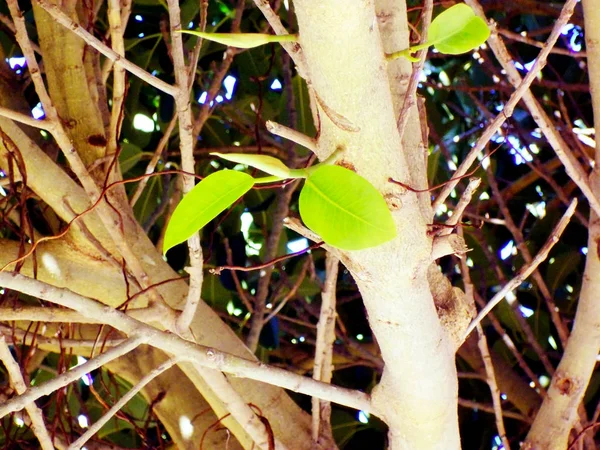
(0, 0, 596, 448)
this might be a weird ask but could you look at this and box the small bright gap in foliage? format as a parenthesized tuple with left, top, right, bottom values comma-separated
(223, 75, 237, 99)
(539, 375, 550, 388)
(526, 202, 546, 219)
(74, 356, 93, 386)
(188, 21, 194, 29)
(241, 211, 262, 256)
(519, 305, 534, 318)
(32, 102, 45, 119)
(133, 113, 155, 132)
(500, 393, 507, 400)
(581, 247, 588, 255)
(357, 411, 370, 424)
(226, 300, 243, 317)
(492, 434, 505, 450)
(14, 415, 25, 427)
(356, 334, 364, 341)
(7, 57, 26, 75)
(270, 78, 283, 90)
(548, 336, 558, 350)
(134, 14, 143, 21)
(562, 24, 583, 52)
(179, 415, 194, 440)
(138, 33, 145, 38)
(500, 240, 515, 260)
(77, 414, 89, 428)
(287, 238, 308, 253)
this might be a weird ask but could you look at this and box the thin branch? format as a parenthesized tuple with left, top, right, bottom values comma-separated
(0, 336, 146, 417)
(165, 0, 204, 335)
(0, 105, 50, 130)
(311, 253, 338, 445)
(266, 120, 318, 153)
(0, 336, 54, 450)
(435, 0, 598, 215)
(34, 0, 176, 96)
(0, 272, 376, 416)
(68, 358, 179, 450)
(464, 199, 577, 338)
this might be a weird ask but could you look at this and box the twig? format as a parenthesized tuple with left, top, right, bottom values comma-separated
(498, 28, 586, 58)
(435, 0, 596, 214)
(396, 0, 433, 140)
(0, 105, 50, 130)
(68, 358, 179, 450)
(464, 199, 577, 339)
(263, 258, 310, 324)
(266, 120, 318, 153)
(476, 324, 511, 449)
(311, 253, 338, 445)
(458, 399, 530, 423)
(34, 0, 176, 96)
(0, 272, 376, 416)
(0, 336, 54, 450)
(441, 177, 481, 235)
(166, 0, 204, 335)
(0, 335, 146, 417)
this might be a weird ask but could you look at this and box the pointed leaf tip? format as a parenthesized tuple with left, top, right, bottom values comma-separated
(163, 170, 254, 255)
(178, 31, 297, 49)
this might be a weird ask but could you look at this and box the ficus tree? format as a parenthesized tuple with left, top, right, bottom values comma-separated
(0, 0, 597, 449)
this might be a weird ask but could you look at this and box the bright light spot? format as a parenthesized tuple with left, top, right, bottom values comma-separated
(135, 15, 143, 21)
(266, 303, 273, 309)
(138, 33, 145, 38)
(233, 307, 242, 316)
(505, 290, 516, 305)
(548, 335, 558, 350)
(8, 57, 26, 70)
(472, 51, 480, 59)
(500, 393, 507, 400)
(514, 61, 525, 70)
(291, 338, 298, 344)
(357, 411, 370, 424)
(198, 92, 208, 104)
(133, 113, 154, 132)
(479, 191, 490, 200)
(466, 258, 474, 268)
(581, 247, 588, 255)
(179, 415, 194, 440)
(188, 21, 194, 29)
(447, 160, 457, 171)
(215, 95, 224, 103)
(284, 0, 289, 9)
(529, 381, 536, 388)
(356, 334, 364, 341)
(14, 416, 25, 427)
(452, 135, 460, 143)
(500, 240, 515, 260)
(77, 415, 89, 428)
(524, 60, 536, 71)
(210, 160, 220, 169)
(299, 336, 305, 343)
(535, 185, 544, 197)
(223, 75, 237, 99)
(519, 305, 534, 318)
(226, 300, 235, 316)
(287, 238, 308, 253)
(439, 71, 450, 86)
(565, 284, 574, 293)
(549, 257, 555, 265)
(32, 102, 45, 119)
(539, 375, 550, 388)
(492, 74, 500, 83)
(526, 202, 546, 219)
(41, 253, 61, 278)
(492, 434, 504, 450)
(270, 78, 283, 90)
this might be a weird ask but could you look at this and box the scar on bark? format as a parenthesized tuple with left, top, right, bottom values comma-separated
(555, 372, 576, 395)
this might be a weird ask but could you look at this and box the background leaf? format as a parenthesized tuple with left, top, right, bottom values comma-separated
(212, 152, 292, 178)
(163, 170, 254, 254)
(179, 31, 297, 48)
(299, 165, 397, 250)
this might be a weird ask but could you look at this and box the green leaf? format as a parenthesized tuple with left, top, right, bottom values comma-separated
(428, 4, 490, 55)
(178, 30, 297, 49)
(299, 165, 396, 250)
(163, 170, 254, 254)
(211, 152, 292, 178)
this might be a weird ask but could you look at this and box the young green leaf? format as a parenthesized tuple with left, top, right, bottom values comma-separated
(299, 165, 397, 250)
(163, 170, 254, 254)
(178, 31, 297, 49)
(211, 152, 292, 178)
(428, 3, 490, 55)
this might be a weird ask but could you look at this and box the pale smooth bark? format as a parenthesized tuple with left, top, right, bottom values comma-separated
(293, 1, 459, 448)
